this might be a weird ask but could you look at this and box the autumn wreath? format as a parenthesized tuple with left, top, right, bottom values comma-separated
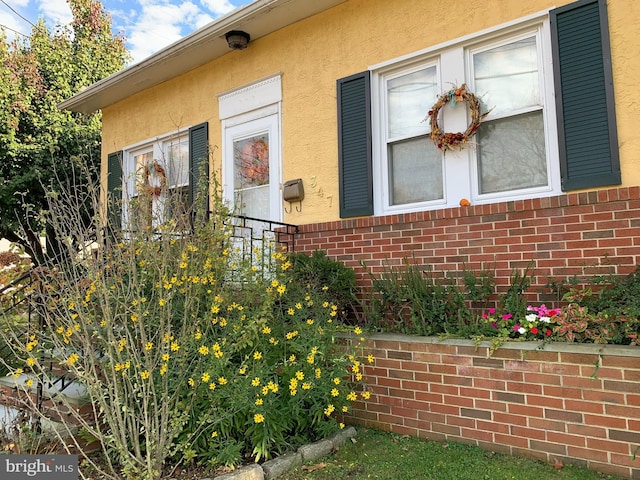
(427, 83, 490, 153)
(143, 161, 167, 197)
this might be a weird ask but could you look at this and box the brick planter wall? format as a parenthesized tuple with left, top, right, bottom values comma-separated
(348, 334, 640, 479)
(296, 187, 640, 306)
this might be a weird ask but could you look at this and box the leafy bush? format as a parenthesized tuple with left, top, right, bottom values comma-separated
(0, 174, 369, 480)
(361, 257, 488, 336)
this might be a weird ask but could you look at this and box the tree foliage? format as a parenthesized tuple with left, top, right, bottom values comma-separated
(0, 0, 129, 261)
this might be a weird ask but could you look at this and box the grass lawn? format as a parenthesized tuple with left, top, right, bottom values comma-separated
(278, 428, 624, 480)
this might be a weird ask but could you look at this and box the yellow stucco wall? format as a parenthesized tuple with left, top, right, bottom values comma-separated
(101, 0, 640, 225)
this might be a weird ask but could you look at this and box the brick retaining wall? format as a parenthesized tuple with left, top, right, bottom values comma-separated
(348, 334, 640, 479)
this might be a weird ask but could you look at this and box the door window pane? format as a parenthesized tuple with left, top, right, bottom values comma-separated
(387, 67, 437, 138)
(476, 111, 547, 194)
(233, 134, 270, 216)
(389, 136, 443, 205)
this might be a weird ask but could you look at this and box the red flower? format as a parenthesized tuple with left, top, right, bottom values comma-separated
(545, 329, 552, 337)
(530, 327, 539, 335)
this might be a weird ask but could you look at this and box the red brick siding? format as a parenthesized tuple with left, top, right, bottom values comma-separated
(297, 187, 640, 307)
(348, 335, 640, 479)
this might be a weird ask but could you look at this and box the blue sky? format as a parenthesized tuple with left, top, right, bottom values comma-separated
(0, 0, 248, 64)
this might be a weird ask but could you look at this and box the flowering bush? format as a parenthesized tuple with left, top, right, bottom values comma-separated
(482, 305, 558, 340)
(0, 176, 370, 480)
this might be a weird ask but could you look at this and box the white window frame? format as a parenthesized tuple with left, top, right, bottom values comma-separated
(370, 11, 560, 216)
(122, 128, 190, 228)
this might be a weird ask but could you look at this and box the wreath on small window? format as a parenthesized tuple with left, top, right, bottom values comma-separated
(427, 83, 490, 153)
(143, 161, 167, 197)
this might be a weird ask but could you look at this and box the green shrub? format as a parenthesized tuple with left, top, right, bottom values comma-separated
(0, 174, 369, 480)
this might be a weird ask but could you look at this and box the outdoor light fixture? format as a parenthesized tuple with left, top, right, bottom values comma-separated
(225, 30, 251, 50)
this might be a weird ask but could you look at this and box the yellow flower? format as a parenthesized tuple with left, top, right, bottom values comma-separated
(322, 301, 329, 308)
(195, 331, 202, 340)
(354, 327, 362, 335)
(179, 262, 187, 269)
(159, 299, 167, 306)
(355, 373, 363, 381)
(367, 354, 375, 364)
(209, 382, 216, 390)
(323, 404, 335, 416)
(160, 364, 168, 375)
(315, 368, 322, 378)
(253, 351, 262, 360)
(130, 314, 139, 322)
(218, 377, 228, 385)
(295, 302, 302, 309)
(339, 423, 345, 429)
(342, 406, 348, 413)
(261, 386, 269, 395)
(239, 365, 247, 375)
(171, 342, 180, 352)
(67, 353, 79, 366)
(199, 345, 210, 355)
(25, 379, 34, 388)
(162, 353, 170, 362)
(201, 372, 210, 382)
(140, 370, 150, 380)
(333, 377, 341, 385)
(287, 308, 295, 316)
(267, 381, 279, 393)
(254, 413, 265, 424)
(347, 391, 357, 401)
(261, 326, 271, 335)
(302, 382, 312, 390)
(144, 342, 153, 351)
(277, 285, 286, 294)
(25, 357, 36, 367)
(306, 319, 314, 325)
(188, 378, 195, 387)
(306, 355, 315, 364)
(12, 368, 23, 378)
(288, 355, 296, 363)
(331, 388, 339, 397)
(295, 371, 304, 381)
(211, 431, 218, 438)
(255, 398, 263, 406)
(252, 377, 261, 387)
(361, 391, 371, 400)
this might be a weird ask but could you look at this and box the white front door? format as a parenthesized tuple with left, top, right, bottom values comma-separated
(223, 114, 281, 222)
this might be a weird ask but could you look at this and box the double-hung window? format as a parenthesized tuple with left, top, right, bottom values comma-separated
(338, 0, 620, 218)
(107, 123, 209, 232)
(372, 21, 558, 215)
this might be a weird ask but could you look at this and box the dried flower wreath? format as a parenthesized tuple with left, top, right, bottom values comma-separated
(427, 83, 490, 153)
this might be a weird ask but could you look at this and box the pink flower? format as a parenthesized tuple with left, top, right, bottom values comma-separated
(513, 323, 521, 332)
(502, 313, 512, 320)
(488, 308, 496, 314)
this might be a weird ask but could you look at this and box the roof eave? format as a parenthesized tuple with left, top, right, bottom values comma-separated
(60, 0, 345, 114)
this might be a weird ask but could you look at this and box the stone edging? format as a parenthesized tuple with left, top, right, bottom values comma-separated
(207, 427, 357, 480)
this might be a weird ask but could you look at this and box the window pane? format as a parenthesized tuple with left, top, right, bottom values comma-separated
(476, 111, 547, 194)
(387, 67, 437, 138)
(167, 137, 189, 188)
(474, 37, 539, 116)
(134, 151, 153, 194)
(389, 136, 443, 205)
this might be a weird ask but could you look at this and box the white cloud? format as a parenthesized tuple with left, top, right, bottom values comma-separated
(37, 0, 72, 27)
(199, 0, 236, 16)
(127, 0, 203, 63)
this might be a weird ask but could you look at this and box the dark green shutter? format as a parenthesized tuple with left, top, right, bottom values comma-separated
(551, 0, 620, 191)
(189, 122, 209, 209)
(107, 151, 123, 230)
(337, 71, 373, 218)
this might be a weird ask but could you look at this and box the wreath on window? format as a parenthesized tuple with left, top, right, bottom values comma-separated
(143, 161, 167, 197)
(427, 83, 490, 153)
